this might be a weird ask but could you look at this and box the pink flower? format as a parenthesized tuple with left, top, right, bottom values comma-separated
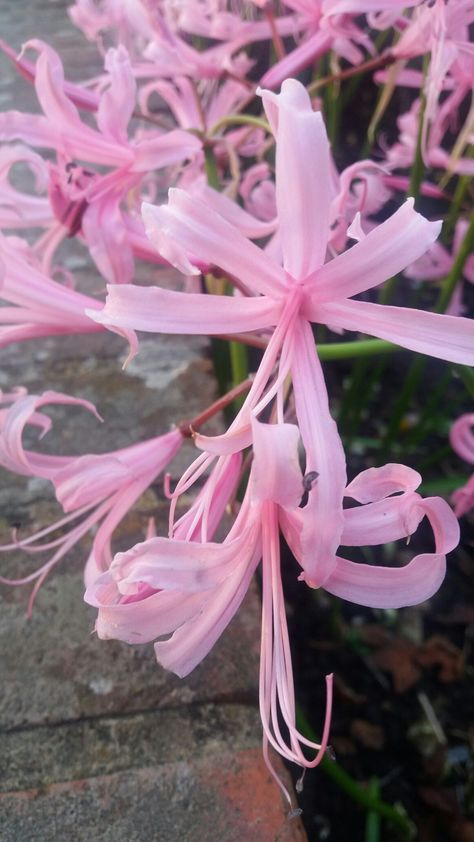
(90, 79, 473, 585)
(86, 419, 458, 799)
(450, 413, 474, 517)
(0, 389, 183, 609)
(0, 41, 201, 283)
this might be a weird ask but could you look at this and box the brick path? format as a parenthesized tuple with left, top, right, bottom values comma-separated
(0, 3, 306, 839)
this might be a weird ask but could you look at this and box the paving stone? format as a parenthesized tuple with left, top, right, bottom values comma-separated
(0, 750, 306, 842)
(0, 566, 260, 729)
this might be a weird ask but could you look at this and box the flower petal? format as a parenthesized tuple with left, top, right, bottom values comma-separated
(325, 496, 459, 608)
(324, 552, 446, 608)
(290, 318, 346, 587)
(260, 79, 333, 278)
(251, 419, 303, 511)
(87, 284, 282, 335)
(154, 542, 260, 677)
(142, 191, 286, 296)
(311, 200, 442, 301)
(316, 298, 474, 366)
(345, 463, 422, 503)
(86, 572, 206, 644)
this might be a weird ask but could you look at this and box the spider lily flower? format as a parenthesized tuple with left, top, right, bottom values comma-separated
(0, 389, 183, 606)
(0, 41, 201, 283)
(449, 413, 474, 517)
(86, 419, 458, 801)
(90, 79, 474, 583)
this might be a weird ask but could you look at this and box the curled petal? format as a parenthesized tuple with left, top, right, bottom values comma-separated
(85, 572, 206, 644)
(0, 390, 100, 477)
(154, 542, 261, 677)
(325, 496, 459, 608)
(346, 463, 422, 503)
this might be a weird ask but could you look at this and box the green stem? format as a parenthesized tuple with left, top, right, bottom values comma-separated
(209, 113, 270, 137)
(317, 338, 397, 361)
(442, 151, 473, 244)
(365, 779, 381, 842)
(436, 209, 474, 313)
(296, 708, 414, 837)
(229, 340, 248, 409)
(204, 146, 220, 190)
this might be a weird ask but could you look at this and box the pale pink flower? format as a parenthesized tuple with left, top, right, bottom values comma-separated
(449, 413, 474, 517)
(90, 80, 473, 586)
(0, 389, 183, 607)
(86, 419, 458, 798)
(0, 41, 201, 283)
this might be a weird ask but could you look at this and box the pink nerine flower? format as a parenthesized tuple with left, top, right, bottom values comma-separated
(90, 79, 474, 587)
(0, 389, 183, 608)
(449, 413, 474, 517)
(86, 419, 459, 799)
(0, 41, 201, 284)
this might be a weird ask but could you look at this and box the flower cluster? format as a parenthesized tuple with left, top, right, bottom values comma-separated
(0, 0, 472, 809)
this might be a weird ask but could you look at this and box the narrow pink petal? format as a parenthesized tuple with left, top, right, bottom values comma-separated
(82, 194, 135, 285)
(0, 390, 100, 478)
(25, 39, 81, 128)
(316, 299, 474, 366)
(87, 284, 282, 335)
(97, 47, 136, 144)
(86, 572, 206, 644)
(251, 419, 303, 511)
(142, 191, 286, 296)
(324, 552, 447, 608)
(154, 540, 261, 677)
(345, 463, 422, 503)
(189, 181, 276, 239)
(450, 413, 474, 465)
(342, 493, 424, 546)
(260, 31, 333, 91)
(54, 455, 132, 512)
(260, 79, 333, 278)
(326, 495, 459, 608)
(110, 524, 258, 594)
(290, 318, 346, 587)
(310, 200, 442, 301)
(132, 130, 201, 171)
